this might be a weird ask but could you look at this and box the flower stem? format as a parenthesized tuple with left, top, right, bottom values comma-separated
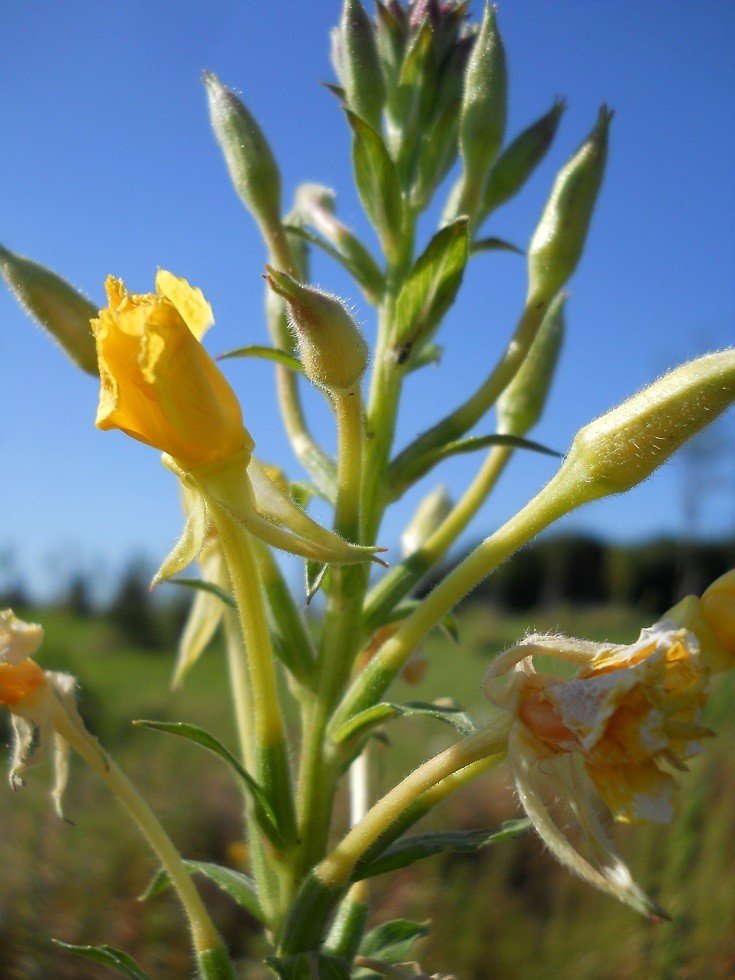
(50, 701, 233, 975)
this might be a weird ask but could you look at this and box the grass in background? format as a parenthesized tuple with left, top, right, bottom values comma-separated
(1, 605, 734, 978)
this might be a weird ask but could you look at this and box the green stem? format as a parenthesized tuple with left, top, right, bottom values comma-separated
(317, 718, 511, 889)
(223, 610, 280, 928)
(50, 702, 234, 976)
(364, 445, 513, 633)
(333, 385, 365, 542)
(387, 294, 550, 494)
(333, 462, 582, 729)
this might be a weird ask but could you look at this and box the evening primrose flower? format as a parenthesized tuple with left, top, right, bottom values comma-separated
(94, 272, 385, 573)
(484, 618, 717, 918)
(92, 270, 253, 470)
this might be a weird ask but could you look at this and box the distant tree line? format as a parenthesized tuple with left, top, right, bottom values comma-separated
(421, 534, 735, 617)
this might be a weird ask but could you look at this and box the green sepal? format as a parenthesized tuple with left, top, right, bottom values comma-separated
(1, 245, 99, 375)
(357, 919, 430, 965)
(51, 941, 150, 980)
(346, 109, 404, 262)
(337, 0, 386, 133)
(132, 720, 282, 847)
(470, 236, 524, 256)
(388, 432, 562, 500)
(139, 859, 263, 923)
(392, 218, 469, 357)
(353, 820, 531, 881)
(217, 344, 305, 375)
(151, 490, 208, 586)
(266, 952, 351, 980)
(331, 699, 476, 745)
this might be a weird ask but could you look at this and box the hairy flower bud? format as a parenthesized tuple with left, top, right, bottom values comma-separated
(203, 71, 282, 237)
(264, 267, 369, 391)
(479, 99, 565, 224)
(497, 292, 566, 436)
(561, 350, 735, 501)
(528, 106, 611, 301)
(337, 0, 386, 132)
(1, 244, 99, 375)
(454, 3, 507, 219)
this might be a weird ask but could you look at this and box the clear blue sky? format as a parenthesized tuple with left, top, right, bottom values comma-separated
(1, 1, 734, 601)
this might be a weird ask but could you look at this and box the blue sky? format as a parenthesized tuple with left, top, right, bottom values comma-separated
(1, 1, 734, 601)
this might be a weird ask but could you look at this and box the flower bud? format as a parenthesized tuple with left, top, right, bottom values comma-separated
(479, 99, 565, 224)
(701, 569, 735, 658)
(528, 106, 611, 302)
(401, 484, 453, 557)
(497, 293, 566, 436)
(337, 0, 386, 132)
(561, 350, 735, 501)
(1, 244, 99, 375)
(454, 3, 507, 219)
(264, 267, 369, 391)
(203, 72, 282, 237)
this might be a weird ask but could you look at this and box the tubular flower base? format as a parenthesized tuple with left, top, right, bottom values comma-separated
(484, 571, 735, 917)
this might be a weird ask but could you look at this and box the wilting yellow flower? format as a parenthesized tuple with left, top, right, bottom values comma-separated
(92, 270, 253, 469)
(484, 617, 720, 918)
(0, 610, 80, 814)
(666, 568, 735, 673)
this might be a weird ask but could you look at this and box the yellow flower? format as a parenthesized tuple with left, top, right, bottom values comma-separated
(484, 619, 717, 918)
(92, 270, 253, 469)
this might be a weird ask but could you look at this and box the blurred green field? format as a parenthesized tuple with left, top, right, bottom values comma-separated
(2, 605, 734, 979)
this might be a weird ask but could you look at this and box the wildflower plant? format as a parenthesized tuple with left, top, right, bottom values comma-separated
(2, 2, 735, 977)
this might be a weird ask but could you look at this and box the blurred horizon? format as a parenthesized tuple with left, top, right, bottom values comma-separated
(2, 1, 734, 602)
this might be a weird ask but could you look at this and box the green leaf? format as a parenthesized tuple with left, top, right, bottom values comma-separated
(132, 720, 281, 845)
(346, 110, 403, 259)
(358, 919, 430, 964)
(471, 236, 524, 256)
(389, 432, 561, 499)
(332, 699, 475, 745)
(140, 859, 263, 922)
(217, 344, 305, 374)
(266, 952, 351, 980)
(51, 941, 150, 979)
(354, 820, 532, 881)
(167, 577, 236, 608)
(393, 218, 469, 353)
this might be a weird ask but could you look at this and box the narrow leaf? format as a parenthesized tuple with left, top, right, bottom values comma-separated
(346, 110, 403, 257)
(389, 433, 561, 499)
(393, 218, 469, 351)
(217, 344, 305, 374)
(305, 560, 329, 604)
(140, 859, 263, 922)
(354, 820, 531, 880)
(471, 236, 524, 256)
(332, 699, 475, 745)
(51, 941, 150, 980)
(132, 720, 280, 844)
(358, 919, 431, 964)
